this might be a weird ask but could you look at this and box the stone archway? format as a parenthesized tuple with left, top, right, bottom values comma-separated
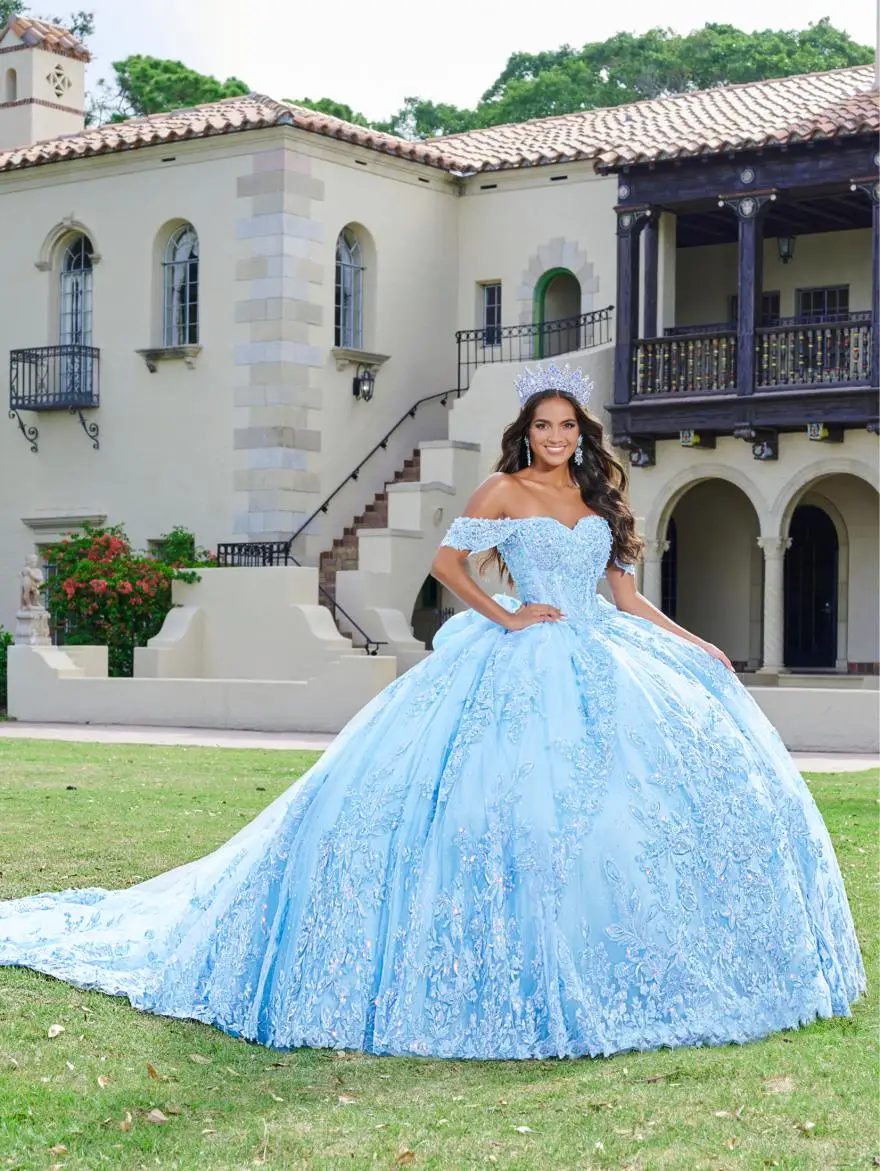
(778, 472, 879, 673)
(515, 237, 598, 327)
(663, 479, 763, 670)
(534, 268, 582, 356)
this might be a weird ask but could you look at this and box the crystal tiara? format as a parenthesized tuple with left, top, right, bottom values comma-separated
(514, 363, 593, 411)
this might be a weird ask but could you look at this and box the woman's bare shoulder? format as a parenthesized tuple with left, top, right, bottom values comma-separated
(462, 473, 520, 518)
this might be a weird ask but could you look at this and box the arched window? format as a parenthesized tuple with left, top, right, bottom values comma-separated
(335, 227, 364, 349)
(4, 68, 17, 103)
(59, 234, 94, 347)
(163, 224, 199, 346)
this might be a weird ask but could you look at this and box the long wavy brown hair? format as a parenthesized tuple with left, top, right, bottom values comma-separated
(479, 390, 642, 579)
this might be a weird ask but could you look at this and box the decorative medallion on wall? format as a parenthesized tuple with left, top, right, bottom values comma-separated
(46, 65, 72, 101)
(739, 167, 756, 185)
(618, 183, 631, 201)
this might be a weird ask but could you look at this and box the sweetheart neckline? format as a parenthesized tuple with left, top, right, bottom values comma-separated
(505, 514, 607, 534)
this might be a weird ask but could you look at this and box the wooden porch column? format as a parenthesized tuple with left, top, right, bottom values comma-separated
(719, 193, 774, 396)
(642, 214, 660, 339)
(614, 207, 650, 405)
(870, 187, 879, 387)
(851, 178, 879, 387)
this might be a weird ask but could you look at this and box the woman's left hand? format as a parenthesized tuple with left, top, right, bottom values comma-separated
(698, 640, 734, 672)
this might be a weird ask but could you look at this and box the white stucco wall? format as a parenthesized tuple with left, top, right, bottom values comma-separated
(455, 166, 618, 334)
(0, 137, 254, 633)
(676, 229, 873, 327)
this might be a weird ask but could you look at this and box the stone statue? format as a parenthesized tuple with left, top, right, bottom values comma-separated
(15, 554, 51, 647)
(19, 554, 44, 610)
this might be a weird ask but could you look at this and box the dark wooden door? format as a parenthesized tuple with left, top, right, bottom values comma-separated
(784, 506, 838, 669)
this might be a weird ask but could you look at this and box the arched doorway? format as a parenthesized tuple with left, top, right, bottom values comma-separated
(665, 480, 762, 670)
(411, 575, 454, 648)
(661, 516, 678, 619)
(784, 505, 839, 669)
(534, 268, 581, 357)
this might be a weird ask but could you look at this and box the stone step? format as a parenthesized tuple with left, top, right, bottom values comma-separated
(318, 446, 424, 627)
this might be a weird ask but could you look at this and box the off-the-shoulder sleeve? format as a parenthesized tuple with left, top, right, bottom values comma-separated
(440, 516, 519, 554)
(607, 557, 636, 577)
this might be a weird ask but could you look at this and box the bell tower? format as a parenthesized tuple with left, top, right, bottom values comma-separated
(0, 17, 89, 152)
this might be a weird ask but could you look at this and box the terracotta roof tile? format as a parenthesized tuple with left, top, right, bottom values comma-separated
(0, 65, 874, 176)
(0, 95, 458, 173)
(2, 16, 90, 62)
(438, 66, 877, 170)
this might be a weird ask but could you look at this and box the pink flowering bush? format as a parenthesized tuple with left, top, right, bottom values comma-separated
(44, 525, 216, 677)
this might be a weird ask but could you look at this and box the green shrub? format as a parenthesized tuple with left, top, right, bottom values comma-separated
(43, 525, 214, 678)
(0, 626, 13, 711)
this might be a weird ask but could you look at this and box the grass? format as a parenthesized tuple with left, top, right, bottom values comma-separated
(0, 741, 876, 1171)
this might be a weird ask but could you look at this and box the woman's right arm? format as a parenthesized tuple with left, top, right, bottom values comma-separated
(430, 477, 563, 632)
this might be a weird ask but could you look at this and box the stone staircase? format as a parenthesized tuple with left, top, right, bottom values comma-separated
(318, 449, 422, 610)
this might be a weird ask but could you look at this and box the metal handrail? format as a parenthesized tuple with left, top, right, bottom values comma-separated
(283, 386, 463, 556)
(216, 386, 464, 653)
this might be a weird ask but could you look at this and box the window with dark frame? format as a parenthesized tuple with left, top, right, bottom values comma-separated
(796, 286, 850, 323)
(335, 228, 364, 349)
(728, 291, 781, 326)
(482, 283, 502, 347)
(163, 224, 199, 346)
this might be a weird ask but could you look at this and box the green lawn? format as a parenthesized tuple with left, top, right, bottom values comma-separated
(0, 741, 876, 1171)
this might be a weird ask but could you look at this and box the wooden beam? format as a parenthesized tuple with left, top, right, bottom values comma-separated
(872, 198, 879, 389)
(615, 141, 874, 208)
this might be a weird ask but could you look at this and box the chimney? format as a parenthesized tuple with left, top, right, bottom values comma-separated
(0, 17, 89, 152)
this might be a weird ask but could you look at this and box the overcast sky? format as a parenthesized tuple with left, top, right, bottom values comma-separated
(82, 0, 877, 121)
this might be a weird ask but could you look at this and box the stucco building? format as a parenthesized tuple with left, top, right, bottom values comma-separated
(0, 17, 877, 703)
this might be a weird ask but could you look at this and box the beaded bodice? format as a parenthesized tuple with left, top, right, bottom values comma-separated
(441, 515, 633, 621)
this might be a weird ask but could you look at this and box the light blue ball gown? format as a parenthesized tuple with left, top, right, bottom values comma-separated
(0, 515, 865, 1059)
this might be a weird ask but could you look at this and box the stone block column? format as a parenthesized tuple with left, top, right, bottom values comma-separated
(641, 538, 669, 609)
(233, 145, 327, 544)
(758, 536, 791, 673)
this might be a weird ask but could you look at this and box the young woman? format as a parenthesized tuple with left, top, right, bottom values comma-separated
(0, 364, 864, 1060)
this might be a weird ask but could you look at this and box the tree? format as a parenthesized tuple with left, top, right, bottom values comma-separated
(288, 97, 371, 127)
(372, 97, 480, 140)
(370, 20, 872, 138)
(89, 55, 249, 123)
(470, 21, 874, 129)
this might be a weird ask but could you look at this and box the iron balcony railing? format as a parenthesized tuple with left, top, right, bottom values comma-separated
(10, 345, 101, 411)
(456, 306, 613, 392)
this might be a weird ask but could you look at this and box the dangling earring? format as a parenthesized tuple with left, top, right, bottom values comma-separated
(524, 436, 532, 467)
(574, 435, 584, 467)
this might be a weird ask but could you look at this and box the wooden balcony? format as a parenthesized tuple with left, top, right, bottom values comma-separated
(614, 319, 876, 442)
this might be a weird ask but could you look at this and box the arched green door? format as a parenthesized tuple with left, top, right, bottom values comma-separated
(533, 268, 582, 357)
